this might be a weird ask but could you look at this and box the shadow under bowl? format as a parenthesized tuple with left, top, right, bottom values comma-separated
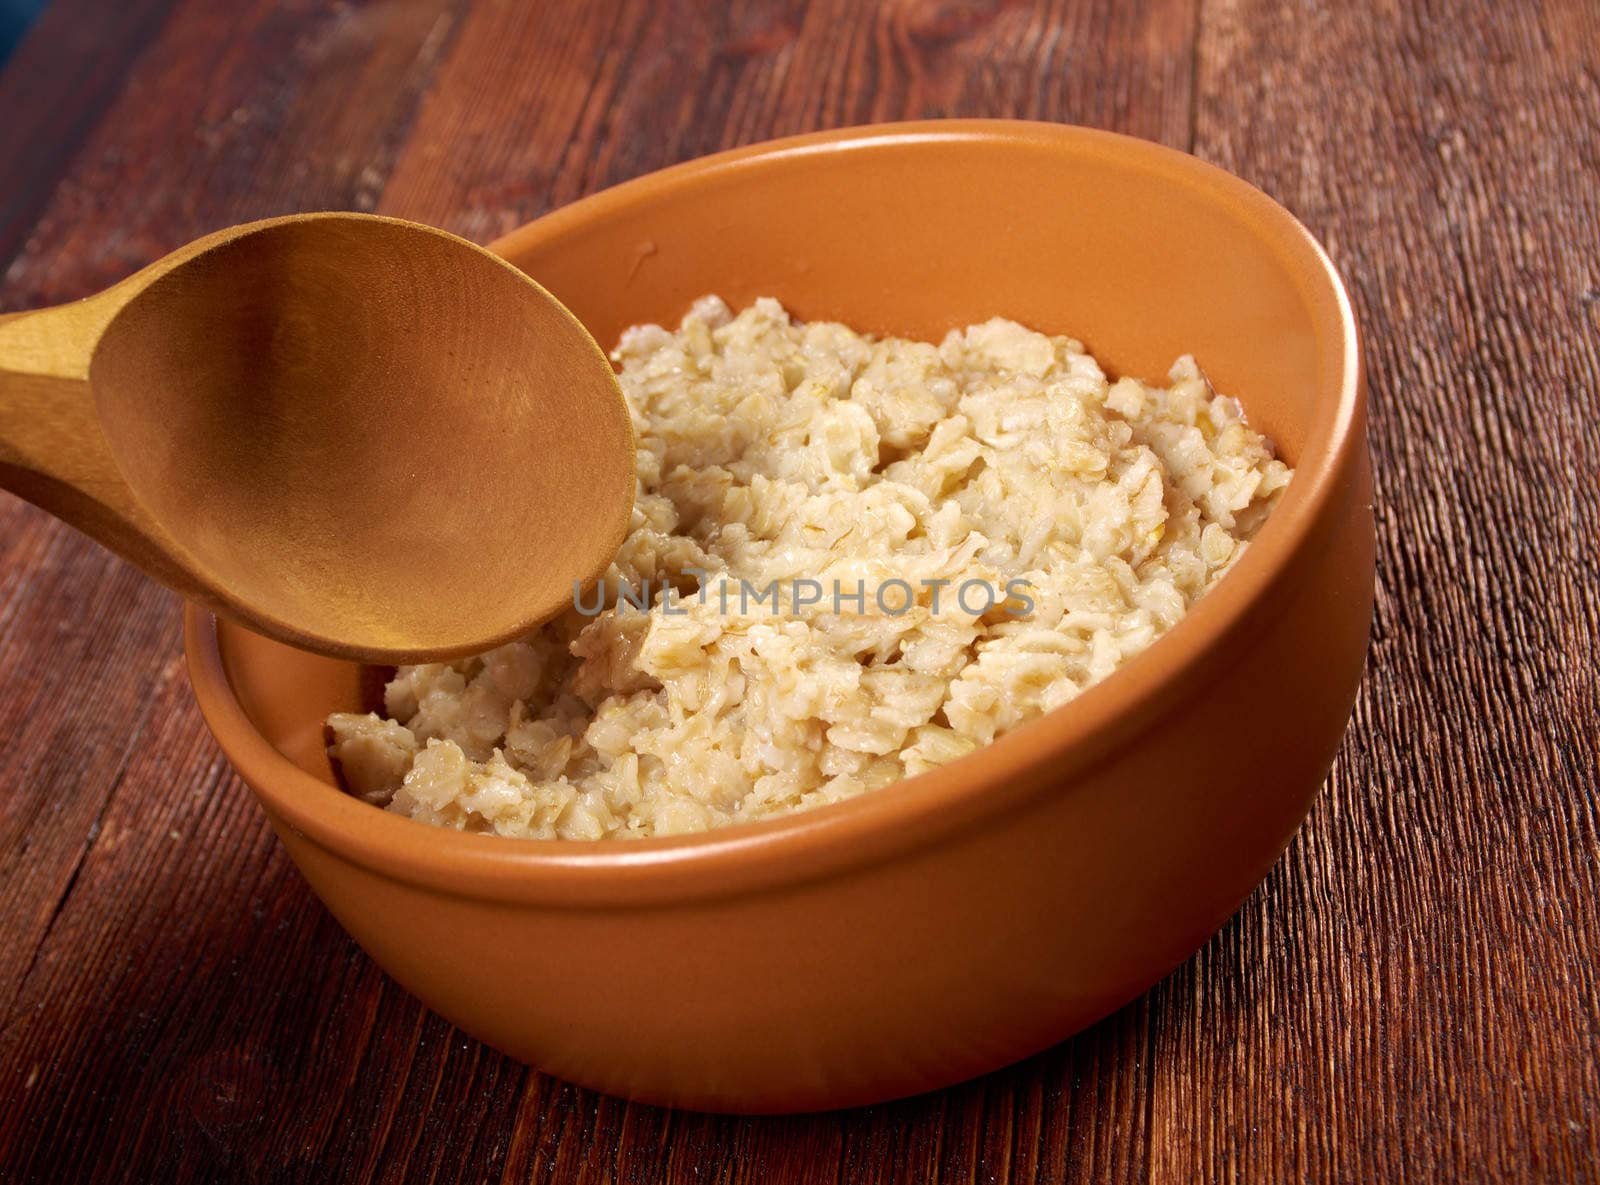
(185, 119, 1373, 1114)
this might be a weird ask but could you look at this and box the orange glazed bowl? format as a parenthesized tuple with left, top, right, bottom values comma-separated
(185, 120, 1372, 1113)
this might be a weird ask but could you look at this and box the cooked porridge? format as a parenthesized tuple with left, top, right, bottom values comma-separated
(327, 297, 1292, 840)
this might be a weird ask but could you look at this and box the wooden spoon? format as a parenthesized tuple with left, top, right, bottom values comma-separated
(0, 213, 636, 663)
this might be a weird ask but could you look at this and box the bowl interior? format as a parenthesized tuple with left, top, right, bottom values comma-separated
(219, 122, 1352, 796)
(501, 123, 1348, 461)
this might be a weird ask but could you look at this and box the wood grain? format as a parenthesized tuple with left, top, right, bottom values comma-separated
(0, 0, 176, 274)
(1, 1, 1597, 1181)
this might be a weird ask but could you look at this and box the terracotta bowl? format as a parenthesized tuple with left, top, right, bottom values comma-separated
(185, 120, 1372, 1113)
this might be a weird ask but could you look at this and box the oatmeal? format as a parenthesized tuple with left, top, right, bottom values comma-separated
(327, 297, 1292, 839)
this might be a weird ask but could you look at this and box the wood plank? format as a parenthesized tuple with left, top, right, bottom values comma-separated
(1152, 0, 1600, 1180)
(0, 0, 466, 311)
(0, 0, 176, 274)
(377, 0, 1197, 236)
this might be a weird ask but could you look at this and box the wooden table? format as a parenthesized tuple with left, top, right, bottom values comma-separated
(1, 2, 1596, 1181)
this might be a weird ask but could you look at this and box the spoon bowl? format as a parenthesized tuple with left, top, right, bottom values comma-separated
(0, 213, 635, 661)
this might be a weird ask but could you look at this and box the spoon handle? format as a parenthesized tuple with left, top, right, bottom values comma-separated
(0, 303, 105, 505)
(0, 304, 196, 596)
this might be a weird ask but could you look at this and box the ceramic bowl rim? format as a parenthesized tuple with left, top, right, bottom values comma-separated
(184, 118, 1363, 907)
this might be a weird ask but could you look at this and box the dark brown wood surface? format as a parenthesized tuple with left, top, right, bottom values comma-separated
(1, 1, 1596, 1181)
